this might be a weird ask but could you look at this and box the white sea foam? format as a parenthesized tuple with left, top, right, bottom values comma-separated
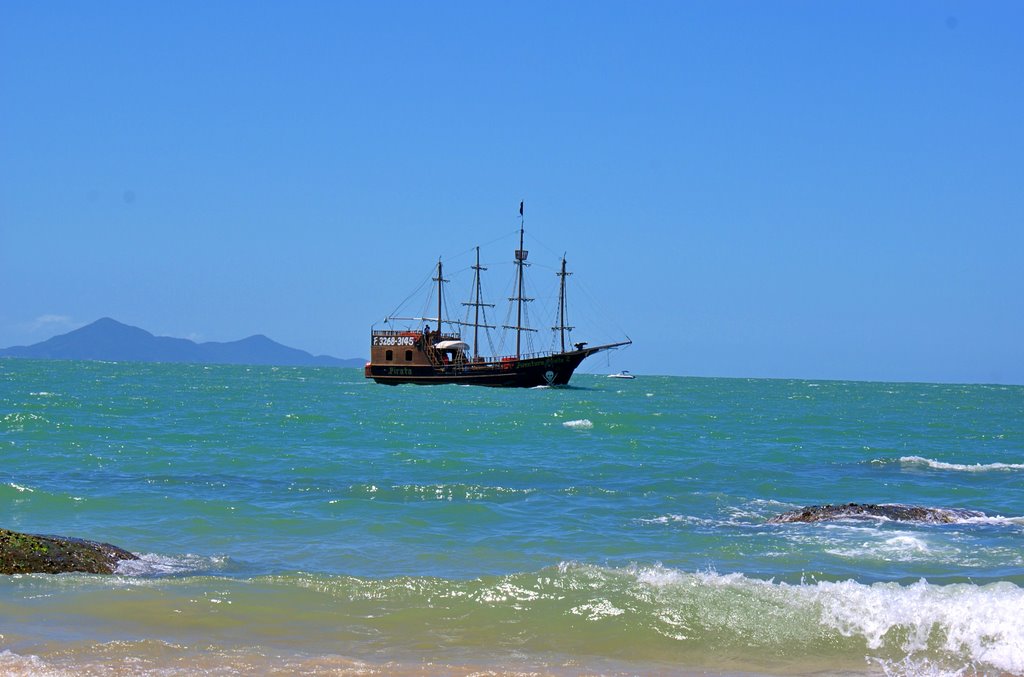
(959, 515, 1024, 527)
(636, 514, 690, 525)
(636, 514, 725, 528)
(639, 499, 797, 528)
(477, 581, 544, 604)
(6, 482, 34, 492)
(884, 535, 930, 552)
(900, 455, 1024, 472)
(872, 654, 976, 677)
(563, 419, 593, 429)
(814, 578, 1024, 673)
(570, 599, 625, 620)
(619, 565, 1024, 674)
(1, 412, 49, 429)
(636, 511, 768, 529)
(115, 552, 229, 577)
(0, 650, 49, 675)
(825, 534, 943, 562)
(629, 563, 690, 587)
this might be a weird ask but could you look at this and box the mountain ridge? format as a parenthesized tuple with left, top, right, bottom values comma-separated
(0, 318, 365, 368)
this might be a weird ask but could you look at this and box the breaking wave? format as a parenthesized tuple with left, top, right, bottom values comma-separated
(898, 456, 1024, 472)
(3, 563, 1022, 675)
(114, 552, 230, 577)
(252, 563, 1023, 675)
(605, 565, 1024, 675)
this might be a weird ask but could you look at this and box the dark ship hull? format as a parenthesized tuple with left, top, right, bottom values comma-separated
(365, 342, 627, 387)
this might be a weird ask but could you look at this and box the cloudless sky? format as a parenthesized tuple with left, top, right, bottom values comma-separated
(2, 1, 1022, 384)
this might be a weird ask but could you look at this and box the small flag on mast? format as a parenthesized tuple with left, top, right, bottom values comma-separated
(519, 201, 524, 216)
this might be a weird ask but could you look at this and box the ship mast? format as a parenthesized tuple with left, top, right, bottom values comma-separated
(473, 249, 482, 357)
(553, 255, 574, 353)
(433, 258, 447, 335)
(460, 246, 494, 360)
(515, 208, 525, 357)
(503, 201, 538, 358)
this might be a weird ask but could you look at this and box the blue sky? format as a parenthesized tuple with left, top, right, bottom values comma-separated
(2, 1, 1022, 384)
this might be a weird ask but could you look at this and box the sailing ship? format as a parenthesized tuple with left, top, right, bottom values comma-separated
(365, 204, 631, 387)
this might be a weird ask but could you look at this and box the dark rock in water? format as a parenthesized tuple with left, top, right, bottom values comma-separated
(1, 528, 138, 575)
(767, 503, 985, 524)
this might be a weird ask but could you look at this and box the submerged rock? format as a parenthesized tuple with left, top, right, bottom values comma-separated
(0, 528, 138, 575)
(768, 503, 985, 524)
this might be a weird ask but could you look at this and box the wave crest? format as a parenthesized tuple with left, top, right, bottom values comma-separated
(899, 456, 1024, 472)
(115, 552, 230, 577)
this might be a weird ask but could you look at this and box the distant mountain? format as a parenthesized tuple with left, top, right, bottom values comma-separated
(0, 318, 365, 368)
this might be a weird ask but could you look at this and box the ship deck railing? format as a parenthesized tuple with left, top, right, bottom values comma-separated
(372, 329, 463, 342)
(371, 329, 462, 337)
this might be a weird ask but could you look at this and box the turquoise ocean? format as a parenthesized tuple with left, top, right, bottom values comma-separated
(2, 359, 1022, 676)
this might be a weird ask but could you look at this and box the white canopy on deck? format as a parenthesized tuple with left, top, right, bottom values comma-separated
(434, 340, 469, 351)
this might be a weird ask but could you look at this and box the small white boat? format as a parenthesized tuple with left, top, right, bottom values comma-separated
(607, 370, 635, 379)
